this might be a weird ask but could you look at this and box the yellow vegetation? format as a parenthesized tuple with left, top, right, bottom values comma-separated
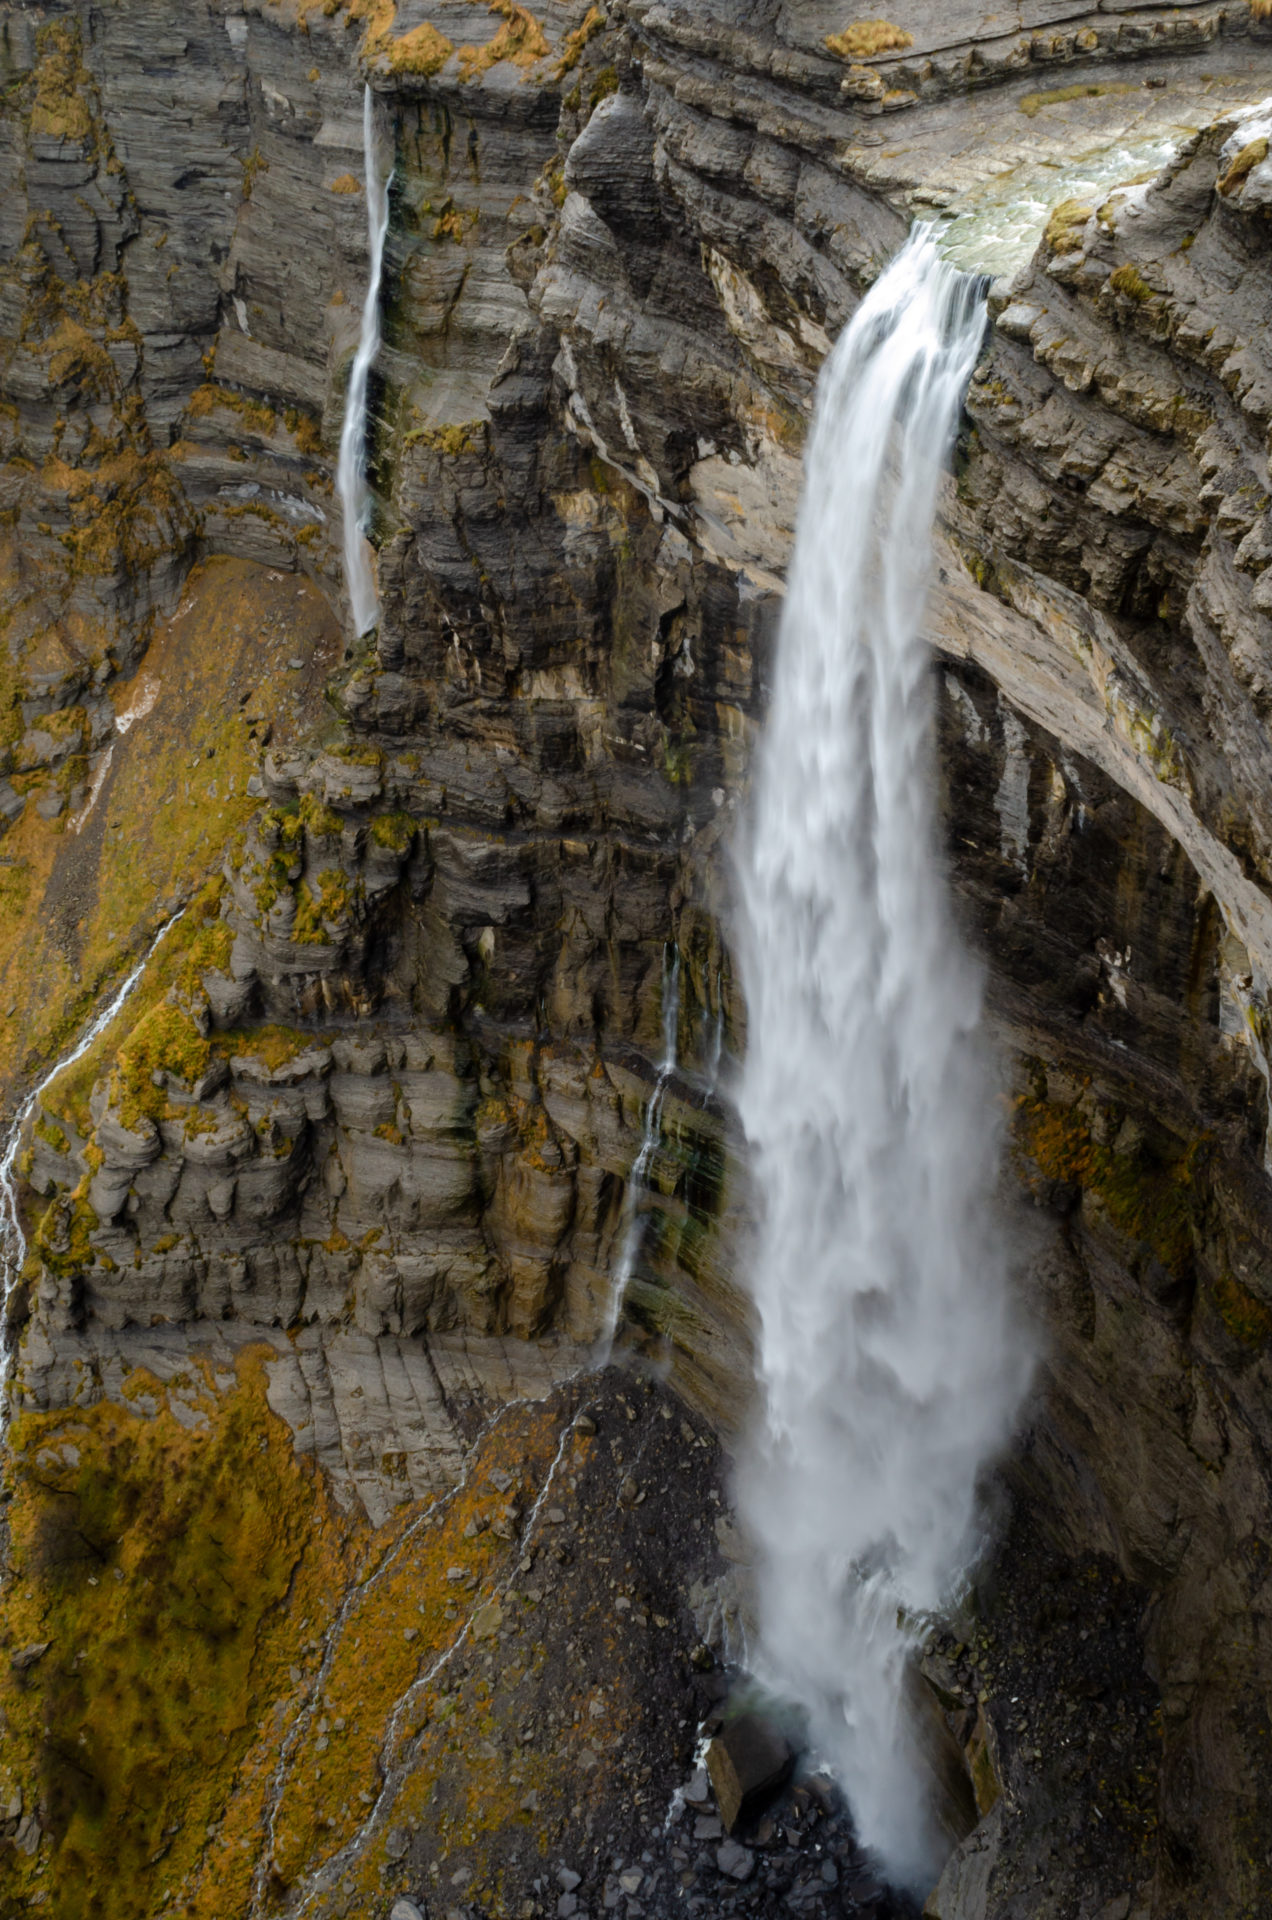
(186, 384, 276, 436)
(371, 809, 417, 854)
(241, 147, 269, 199)
(1219, 135, 1269, 195)
(825, 19, 914, 59)
(1015, 1083, 1197, 1280)
(432, 200, 479, 243)
(405, 420, 483, 457)
(0, 1353, 362, 1920)
(0, 560, 340, 1109)
(0, 1337, 625, 1917)
(1109, 262, 1155, 302)
(458, 0, 550, 80)
(555, 4, 605, 76)
(1044, 198, 1093, 256)
(329, 172, 361, 194)
(218, 1023, 313, 1071)
(266, 1399, 567, 1888)
(1211, 1268, 1272, 1346)
(40, 884, 226, 1140)
(50, 447, 189, 582)
(109, 994, 211, 1129)
(291, 867, 354, 944)
(29, 21, 94, 144)
(386, 20, 454, 73)
(1020, 81, 1135, 117)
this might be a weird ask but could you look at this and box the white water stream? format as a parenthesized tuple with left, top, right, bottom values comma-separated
(735, 228, 1030, 1889)
(601, 946, 681, 1354)
(0, 915, 183, 1395)
(337, 85, 391, 637)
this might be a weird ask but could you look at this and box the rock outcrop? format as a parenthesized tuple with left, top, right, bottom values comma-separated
(3, 2, 1272, 1917)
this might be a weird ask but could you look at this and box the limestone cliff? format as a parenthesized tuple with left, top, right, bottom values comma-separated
(2, 3, 1272, 1917)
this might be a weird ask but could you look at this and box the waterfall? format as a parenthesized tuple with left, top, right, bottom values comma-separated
(601, 945, 680, 1353)
(337, 85, 391, 638)
(700, 973, 726, 1104)
(735, 228, 1030, 1889)
(0, 914, 184, 1394)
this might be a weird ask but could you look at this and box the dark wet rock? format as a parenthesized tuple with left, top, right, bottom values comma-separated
(707, 1714, 796, 1834)
(717, 1838, 756, 1881)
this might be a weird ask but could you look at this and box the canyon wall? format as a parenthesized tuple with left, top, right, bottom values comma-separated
(2, 2, 1272, 1916)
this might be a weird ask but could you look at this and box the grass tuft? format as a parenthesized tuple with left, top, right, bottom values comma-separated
(825, 19, 914, 60)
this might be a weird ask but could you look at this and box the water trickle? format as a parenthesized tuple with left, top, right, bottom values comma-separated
(735, 227, 1031, 1889)
(700, 971, 726, 1104)
(337, 85, 391, 637)
(601, 945, 681, 1354)
(0, 913, 185, 1413)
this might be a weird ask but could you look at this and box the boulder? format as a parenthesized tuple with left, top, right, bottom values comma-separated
(705, 1713, 794, 1832)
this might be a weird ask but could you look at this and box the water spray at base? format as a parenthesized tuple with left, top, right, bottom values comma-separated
(734, 227, 1032, 1889)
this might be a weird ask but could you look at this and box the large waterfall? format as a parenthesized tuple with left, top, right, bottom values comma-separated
(337, 85, 391, 637)
(735, 229, 1030, 1888)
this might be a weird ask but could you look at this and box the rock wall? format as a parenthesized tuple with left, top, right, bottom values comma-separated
(3, 1, 1272, 1916)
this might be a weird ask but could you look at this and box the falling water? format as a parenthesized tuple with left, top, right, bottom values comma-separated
(0, 914, 184, 1404)
(700, 973, 726, 1104)
(601, 945, 680, 1353)
(735, 228, 1030, 1889)
(336, 85, 391, 637)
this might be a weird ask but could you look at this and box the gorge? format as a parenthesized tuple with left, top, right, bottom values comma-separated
(1, 4, 1272, 1920)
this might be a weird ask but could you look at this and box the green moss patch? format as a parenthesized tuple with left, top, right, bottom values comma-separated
(1015, 1080, 1200, 1280)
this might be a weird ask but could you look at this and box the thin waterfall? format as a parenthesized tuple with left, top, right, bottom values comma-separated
(337, 85, 391, 637)
(700, 972, 725, 1104)
(0, 913, 185, 1409)
(601, 945, 680, 1353)
(735, 228, 1031, 1889)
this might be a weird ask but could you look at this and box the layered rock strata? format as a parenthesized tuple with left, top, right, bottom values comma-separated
(2, 3, 1272, 1918)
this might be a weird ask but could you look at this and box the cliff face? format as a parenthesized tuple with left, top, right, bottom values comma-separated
(3, 3, 1272, 1917)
